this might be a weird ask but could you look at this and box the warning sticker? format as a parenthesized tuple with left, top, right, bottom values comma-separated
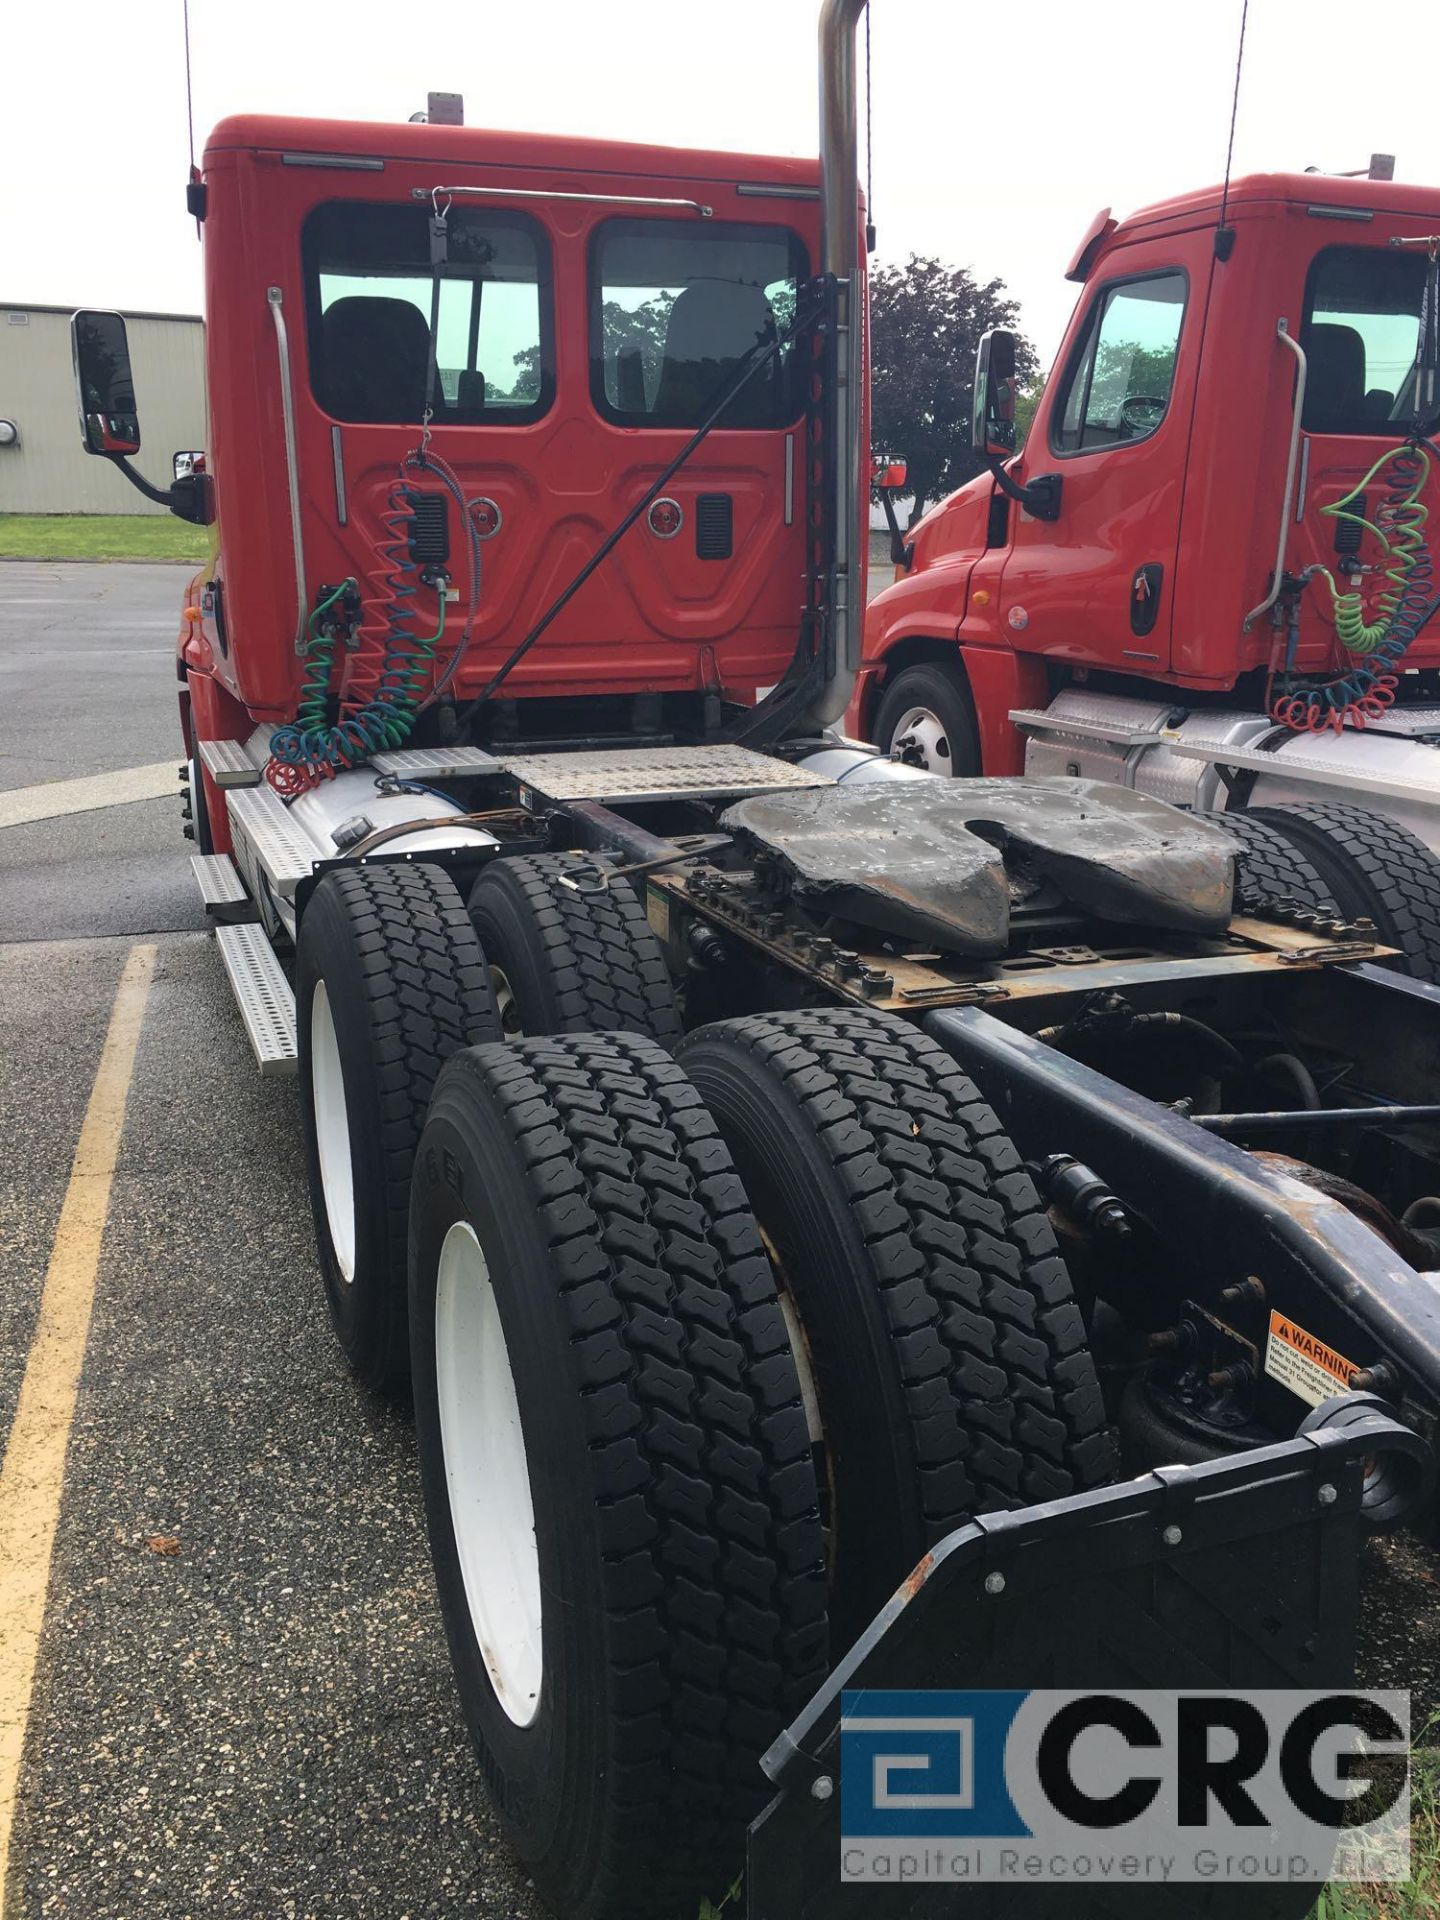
(1264, 1309, 1359, 1408)
(646, 886, 670, 943)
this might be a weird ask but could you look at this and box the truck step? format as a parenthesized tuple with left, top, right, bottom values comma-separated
(226, 785, 319, 899)
(215, 923, 297, 1076)
(190, 851, 248, 910)
(370, 746, 500, 777)
(1009, 706, 1168, 748)
(1170, 738, 1439, 806)
(495, 743, 834, 806)
(198, 737, 263, 788)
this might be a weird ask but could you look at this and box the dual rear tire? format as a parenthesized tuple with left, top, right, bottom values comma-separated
(295, 854, 679, 1393)
(405, 1011, 1113, 1916)
(1210, 801, 1440, 981)
(296, 866, 1114, 1916)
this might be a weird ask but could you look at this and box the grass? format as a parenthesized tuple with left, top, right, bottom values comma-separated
(0, 513, 211, 564)
(1312, 1737, 1439, 1919)
(0, 516, 890, 573)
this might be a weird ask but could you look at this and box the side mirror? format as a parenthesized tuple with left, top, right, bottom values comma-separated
(71, 310, 141, 456)
(972, 328, 1017, 460)
(871, 456, 915, 569)
(970, 326, 1063, 523)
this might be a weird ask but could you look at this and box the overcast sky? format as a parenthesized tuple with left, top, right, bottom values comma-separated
(5, 0, 1438, 367)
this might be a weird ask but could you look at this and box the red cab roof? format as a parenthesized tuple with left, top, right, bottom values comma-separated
(1112, 168, 1440, 240)
(203, 114, 823, 192)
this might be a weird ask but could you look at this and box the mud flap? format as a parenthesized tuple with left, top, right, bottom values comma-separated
(746, 1401, 1427, 1920)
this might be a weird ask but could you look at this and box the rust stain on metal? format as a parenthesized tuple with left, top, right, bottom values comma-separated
(900, 1550, 938, 1602)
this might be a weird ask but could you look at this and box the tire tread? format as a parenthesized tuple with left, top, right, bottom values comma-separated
(469, 853, 681, 1045)
(684, 1010, 1116, 1534)
(299, 862, 497, 1388)
(1203, 808, 1340, 918)
(432, 1032, 825, 1918)
(1248, 802, 1440, 981)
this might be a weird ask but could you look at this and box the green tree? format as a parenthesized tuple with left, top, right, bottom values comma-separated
(1085, 338, 1177, 425)
(870, 255, 1039, 525)
(1014, 377, 1045, 447)
(506, 295, 677, 402)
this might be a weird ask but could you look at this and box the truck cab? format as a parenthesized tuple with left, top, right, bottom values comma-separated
(861, 169, 1440, 844)
(75, 112, 865, 857)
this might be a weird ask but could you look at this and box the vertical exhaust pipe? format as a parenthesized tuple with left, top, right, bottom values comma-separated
(808, 0, 868, 730)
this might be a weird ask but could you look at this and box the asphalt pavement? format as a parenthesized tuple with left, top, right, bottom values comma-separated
(0, 563, 538, 1919)
(0, 561, 1435, 1919)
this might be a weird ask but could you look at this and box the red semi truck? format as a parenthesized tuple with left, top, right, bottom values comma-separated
(66, 16, 1440, 1917)
(862, 166, 1440, 859)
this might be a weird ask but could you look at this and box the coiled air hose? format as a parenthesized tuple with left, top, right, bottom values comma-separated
(266, 481, 447, 795)
(1273, 442, 1435, 733)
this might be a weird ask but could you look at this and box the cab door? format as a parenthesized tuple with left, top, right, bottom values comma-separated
(999, 237, 1210, 674)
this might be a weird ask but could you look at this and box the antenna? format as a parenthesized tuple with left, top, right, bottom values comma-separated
(1215, 0, 1250, 260)
(182, 0, 196, 173)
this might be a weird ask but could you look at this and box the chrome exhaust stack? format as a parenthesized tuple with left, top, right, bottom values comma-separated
(806, 0, 868, 730)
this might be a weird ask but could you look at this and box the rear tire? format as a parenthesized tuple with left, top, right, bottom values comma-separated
(872, 661, 981, 778)
(297, 863, 500, 1393)
(1202, 808, 1340, 918)
(679, 1007, 1116, 1646)
(409, 1033, 827, 1920)
(1246, 802, 1440, 981)
(467, 852, 681, 1046)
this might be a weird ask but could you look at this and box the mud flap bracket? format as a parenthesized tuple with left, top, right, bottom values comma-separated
(746, 1404, 1422, 1920)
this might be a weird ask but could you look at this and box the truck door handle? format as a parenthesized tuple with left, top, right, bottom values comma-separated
(1131, 563, 1164, 637)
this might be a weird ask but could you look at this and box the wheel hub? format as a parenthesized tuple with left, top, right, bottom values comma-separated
(434, 1219, 544, 1728)
(891, 706, 953, 777)
(310, 980, 357, 1282)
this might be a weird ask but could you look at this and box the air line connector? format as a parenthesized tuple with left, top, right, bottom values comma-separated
(1032, 1153, 1131, 1240)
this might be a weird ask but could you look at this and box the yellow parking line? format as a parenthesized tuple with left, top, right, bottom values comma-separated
(0, 943, 156, 1916)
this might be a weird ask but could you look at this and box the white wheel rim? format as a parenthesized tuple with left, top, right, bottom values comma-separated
(891, 706, 954, 778)
(310, 980, 357, 1283)
(435, 1219, 544, 1727)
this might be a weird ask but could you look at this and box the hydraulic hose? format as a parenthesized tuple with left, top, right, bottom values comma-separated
(1251, 1051, 1322, 1112)
(1035, 1010, 1246, 1078)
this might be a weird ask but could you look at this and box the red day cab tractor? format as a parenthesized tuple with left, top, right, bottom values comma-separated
(863, 165, 1440, 909)
(69, 19, 1440, 1918)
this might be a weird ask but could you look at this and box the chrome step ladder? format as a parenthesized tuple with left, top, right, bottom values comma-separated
(215, 923, 297, 1076)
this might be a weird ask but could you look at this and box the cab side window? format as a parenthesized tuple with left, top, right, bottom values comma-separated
(1052, 271, 1187, 453)
(303, 202, 554, 426)
(589, 218, 806, 429)
(1302, 247, 1436, 435)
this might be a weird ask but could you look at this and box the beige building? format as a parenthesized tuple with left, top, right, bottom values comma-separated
(0, 304, 207, 515)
